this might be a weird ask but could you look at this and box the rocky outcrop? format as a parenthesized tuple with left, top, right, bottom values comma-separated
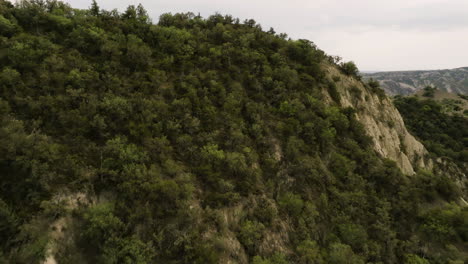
(324, 64, 431, 174)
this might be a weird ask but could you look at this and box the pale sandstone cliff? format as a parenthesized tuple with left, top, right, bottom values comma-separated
(324, 64, 431, 174)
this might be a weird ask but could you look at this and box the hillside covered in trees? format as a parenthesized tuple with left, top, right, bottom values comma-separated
(0, 1, 467, 263)
(394, 95, 468, 166)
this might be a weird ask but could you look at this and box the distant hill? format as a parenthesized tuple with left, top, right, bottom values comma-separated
(363, 67, 468, 95)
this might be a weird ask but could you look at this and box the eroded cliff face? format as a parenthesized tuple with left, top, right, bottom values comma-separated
(324, 64, 431, 174)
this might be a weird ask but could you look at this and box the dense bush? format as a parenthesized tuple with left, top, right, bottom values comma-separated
(339, 61, 360, 79)
(394, 96, 468, 164)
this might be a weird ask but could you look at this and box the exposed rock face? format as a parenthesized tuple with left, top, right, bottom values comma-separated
(324, 65, 431, 174)
(362, 67, 468, 95)
(218, 203, 249, 264)
(43, 192, 89, 264)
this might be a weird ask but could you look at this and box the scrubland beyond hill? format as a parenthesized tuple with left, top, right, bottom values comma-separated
(363, 67, 468, 95)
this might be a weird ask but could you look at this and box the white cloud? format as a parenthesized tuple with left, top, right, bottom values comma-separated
(315, 26, 468, 71)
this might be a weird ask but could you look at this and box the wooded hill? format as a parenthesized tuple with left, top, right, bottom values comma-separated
(0, 1, 466, 263)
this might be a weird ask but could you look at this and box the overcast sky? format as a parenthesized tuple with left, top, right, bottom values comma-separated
(65, 0, 468, 71)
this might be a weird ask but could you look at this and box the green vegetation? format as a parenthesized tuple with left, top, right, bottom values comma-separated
(339, 61, 361, 80)
(0, 0, 466, 263)
(422, 86, 436, 98)
(394, 96, 468, 164)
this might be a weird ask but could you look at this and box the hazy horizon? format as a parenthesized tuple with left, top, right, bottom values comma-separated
(362, 65, 468, 73)
(59, 0, 468, 72)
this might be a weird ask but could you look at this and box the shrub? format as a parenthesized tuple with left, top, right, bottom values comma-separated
(404, 254, 430, 264)
(328, 243, 364, 264)
(278, 192, 304, 217)
(238, 220, 265, 254)
(422, 86, 436, 97)
(339, 61, 360, 79)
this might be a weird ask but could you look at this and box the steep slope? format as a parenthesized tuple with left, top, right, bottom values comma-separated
(393, 95, 468, 189)
(0, 1, 466, 264)
(363, 67, 468, 95)
(324, 65, 430, 174)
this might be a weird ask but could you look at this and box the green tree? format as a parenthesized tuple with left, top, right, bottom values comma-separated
(90, 0, 100, 16)
(339, 61, 360, 78)
(404, 254, 430, 264)
(238, 220, 265, 254)
(296, 240, 324, 264)
(328, 243, 364, 264)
